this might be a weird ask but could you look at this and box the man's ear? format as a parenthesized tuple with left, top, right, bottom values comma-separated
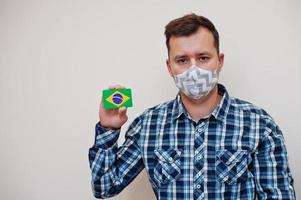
(217, 52, 224, 73)
(166, 58, 173, 77)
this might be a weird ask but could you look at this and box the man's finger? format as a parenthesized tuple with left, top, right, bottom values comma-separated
(108, 84, 126, 90)
(118, 107, 127, 116)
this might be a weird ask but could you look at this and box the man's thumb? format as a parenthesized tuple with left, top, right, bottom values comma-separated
(118, 107, 127, 117)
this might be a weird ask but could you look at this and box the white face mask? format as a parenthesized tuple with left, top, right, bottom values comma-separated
(173, 65, 219, 100)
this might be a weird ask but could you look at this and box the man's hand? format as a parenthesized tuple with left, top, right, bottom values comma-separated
(99, 84, 128, 129)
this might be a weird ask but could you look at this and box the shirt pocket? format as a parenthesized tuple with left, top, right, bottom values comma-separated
(216, 149, 251, 185)
(153, 148, 182, 186)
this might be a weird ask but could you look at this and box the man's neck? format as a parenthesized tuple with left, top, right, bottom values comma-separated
(180, 85, 223, 123)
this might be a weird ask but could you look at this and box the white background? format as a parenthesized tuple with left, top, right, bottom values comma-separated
(0, 0, 300, 199)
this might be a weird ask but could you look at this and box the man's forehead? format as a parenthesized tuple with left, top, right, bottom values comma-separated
(169, 28, 216, 57)
(169, 41, 215, 57)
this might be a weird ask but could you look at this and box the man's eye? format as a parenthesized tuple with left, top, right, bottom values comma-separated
(199, 57, 209, 62)
(176, 59, 188, 64)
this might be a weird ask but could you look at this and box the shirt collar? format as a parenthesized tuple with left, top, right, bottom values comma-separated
(171, 83, 231, 125)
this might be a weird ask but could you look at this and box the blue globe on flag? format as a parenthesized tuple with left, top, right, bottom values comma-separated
(112, 93, 123, 104)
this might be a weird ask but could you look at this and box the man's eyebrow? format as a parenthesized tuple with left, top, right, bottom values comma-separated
(196, 51, 212, 56)
(173, 55, 187, 60)
(173, 52, 212, 60)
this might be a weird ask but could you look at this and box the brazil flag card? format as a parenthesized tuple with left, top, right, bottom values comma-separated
(102, 88, 133, 109)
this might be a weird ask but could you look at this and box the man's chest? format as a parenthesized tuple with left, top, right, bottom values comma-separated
(138, 117, 258, 199)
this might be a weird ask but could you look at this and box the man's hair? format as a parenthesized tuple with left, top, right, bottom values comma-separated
(164, 13, 220, 55)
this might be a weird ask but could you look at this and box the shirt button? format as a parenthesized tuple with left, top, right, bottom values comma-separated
(168, 157, 173, 162)
(196, 184, 201, 189)
(197, 155, 203, 160)
(197, 129, 202, 133)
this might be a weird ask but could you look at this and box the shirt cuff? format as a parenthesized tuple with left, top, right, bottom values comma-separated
(94, 121, 121, 149)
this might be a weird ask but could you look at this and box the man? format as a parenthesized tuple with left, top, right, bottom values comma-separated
(88, 13, 296, 199)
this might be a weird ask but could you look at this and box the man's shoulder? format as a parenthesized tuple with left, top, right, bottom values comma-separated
(229, 97, 272, 119)
(229, 97, 280, 133)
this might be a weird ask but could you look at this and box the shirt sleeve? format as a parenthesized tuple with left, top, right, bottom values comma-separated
(88, 115, 144, 199)
(253, 125, 296, 199)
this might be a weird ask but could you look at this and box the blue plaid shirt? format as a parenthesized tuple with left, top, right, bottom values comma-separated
(88, 84, 296, 199)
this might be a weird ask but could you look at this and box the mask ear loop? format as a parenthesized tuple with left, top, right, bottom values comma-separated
(212, 69, 220, 86)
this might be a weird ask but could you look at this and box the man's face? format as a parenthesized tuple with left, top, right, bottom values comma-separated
(166, 27, 224, 77)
